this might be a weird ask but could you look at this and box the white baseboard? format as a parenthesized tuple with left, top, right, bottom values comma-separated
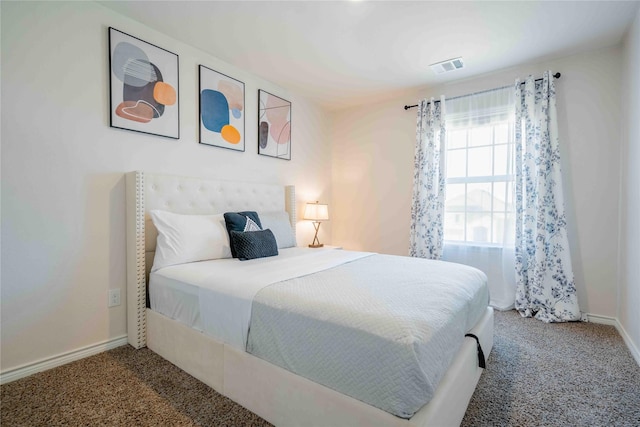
(584, 313, 640, 367)
(614, 321, 640, 367)
(583, 313, 618, 326)
(0, 335, 128, 385)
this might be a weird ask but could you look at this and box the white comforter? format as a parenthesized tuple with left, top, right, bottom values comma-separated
(150, 247, 371, 349)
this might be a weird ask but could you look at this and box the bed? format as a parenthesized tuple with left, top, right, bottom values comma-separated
(126, 171, 494, 427)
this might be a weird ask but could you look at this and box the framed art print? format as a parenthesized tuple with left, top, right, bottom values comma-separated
(199, 65, 245, 151)
(109, 27, 179, 139)
(258, 90, 291, 160)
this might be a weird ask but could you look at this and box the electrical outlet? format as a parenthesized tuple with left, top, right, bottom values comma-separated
(108, 288, 121, 307)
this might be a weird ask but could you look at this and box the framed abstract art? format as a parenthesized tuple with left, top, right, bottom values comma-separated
(258, 89, 291, 160)
(108, 27, 180, 139)
(199, 65, 245, 151)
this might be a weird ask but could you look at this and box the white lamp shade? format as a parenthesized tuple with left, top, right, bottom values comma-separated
(303, 202, 329, 221)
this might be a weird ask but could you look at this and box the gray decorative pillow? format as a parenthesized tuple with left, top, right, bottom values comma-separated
(230, 229, 279, 261)
(258, 211, 297, 248)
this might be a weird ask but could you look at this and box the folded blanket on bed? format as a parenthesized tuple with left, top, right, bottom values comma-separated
(247, 254, 489, 418)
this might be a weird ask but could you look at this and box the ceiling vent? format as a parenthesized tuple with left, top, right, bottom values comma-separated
(430, 57, 464, 74)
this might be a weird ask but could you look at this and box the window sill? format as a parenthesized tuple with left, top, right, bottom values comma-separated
(444, 241, 510, 251)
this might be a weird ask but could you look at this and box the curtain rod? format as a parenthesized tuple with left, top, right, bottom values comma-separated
(403, 72, 561, 111)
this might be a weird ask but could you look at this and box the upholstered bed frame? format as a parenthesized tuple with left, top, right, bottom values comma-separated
(126, 171, 494, 427)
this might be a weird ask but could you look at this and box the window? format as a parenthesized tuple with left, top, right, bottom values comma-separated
(443, 87, 515, 246)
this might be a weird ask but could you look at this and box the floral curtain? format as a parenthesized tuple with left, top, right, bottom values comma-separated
(410, 96, 446, 259)
(514, 71, 581, 322)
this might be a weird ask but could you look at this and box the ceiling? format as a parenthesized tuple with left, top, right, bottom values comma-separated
(100, 0, 640, 111)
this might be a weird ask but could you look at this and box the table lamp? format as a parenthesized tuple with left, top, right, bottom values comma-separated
(303, 201, 329, 248)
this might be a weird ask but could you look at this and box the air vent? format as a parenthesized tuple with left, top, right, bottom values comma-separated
(430, 57, 464, 74)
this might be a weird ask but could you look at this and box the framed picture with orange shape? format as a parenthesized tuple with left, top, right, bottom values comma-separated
(258, 89, 291, 160)
(108, 27, 179, 139)
(199, 65, 245, 151)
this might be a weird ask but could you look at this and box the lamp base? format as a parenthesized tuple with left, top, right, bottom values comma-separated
(308, 221, 324, 248)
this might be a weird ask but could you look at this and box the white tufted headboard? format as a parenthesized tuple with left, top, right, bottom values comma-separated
(125, 171, 296, 349)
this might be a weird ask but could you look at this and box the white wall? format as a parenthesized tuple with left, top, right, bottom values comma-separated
(619, 8, 640, 361)
(0, 1, 332, 372)
(331, 46, 623, 319)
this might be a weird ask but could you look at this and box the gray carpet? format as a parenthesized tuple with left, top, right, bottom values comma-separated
(462, 310, 640, 427)
(2, 310, 639, 426)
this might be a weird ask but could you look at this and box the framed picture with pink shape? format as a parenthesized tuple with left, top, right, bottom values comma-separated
(199, 65, 245, 151)
(108, 27, 179, 139)
(258, 89, 291, 160)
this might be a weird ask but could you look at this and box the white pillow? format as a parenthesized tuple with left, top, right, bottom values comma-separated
(258, 211, 297, 249)
(149, 210, 231, 271)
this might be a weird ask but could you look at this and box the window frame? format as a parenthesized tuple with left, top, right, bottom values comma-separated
(444, 121, 515, 247)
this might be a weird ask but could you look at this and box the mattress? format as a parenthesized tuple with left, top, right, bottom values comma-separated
(149, 248, 489, 419)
